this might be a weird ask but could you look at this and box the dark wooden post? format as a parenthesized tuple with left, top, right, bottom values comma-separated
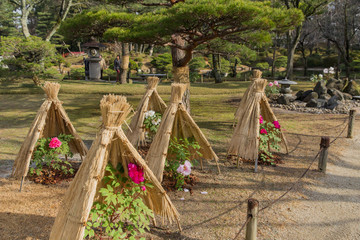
(245, 198, 259, 240)
(318, 136, 330, 173)
(347, 109, 356, 138)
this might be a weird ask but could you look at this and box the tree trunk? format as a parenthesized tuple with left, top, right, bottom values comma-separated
(120, 43, 130, 84)
(149, 44, 154, 56)
(20, 0, 33, 38)
(286, 26, 302, 79)
(271, 45, 277, 78)
(212, 54, 222, 83)
(304, 57, 308, 76)
(45, 0, 73, 42)
(171, 35, 192, 113)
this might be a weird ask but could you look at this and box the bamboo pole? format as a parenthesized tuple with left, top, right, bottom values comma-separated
(245, 198, 259, 240)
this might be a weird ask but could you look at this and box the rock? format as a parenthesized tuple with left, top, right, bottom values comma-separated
(326, 78, 337, 89)
(314, 80, 327, 96)
(326, 96, 340, 110)
(306, 99, 326, 108)
(327, 88, 344, 101)
(277, 95, 291, 105)
(300, 90, 313, 101)
(343, 80, 360, 96)
(303, 92, 318, 103)
(343, 93, 353, 100)
(319, 93, 331, 101)
(296, 90, 304, 100)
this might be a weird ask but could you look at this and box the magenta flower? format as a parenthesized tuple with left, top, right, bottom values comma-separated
(141, 186, 146, 191)
(260, 128, 268, 135)
(273, 121, 281, 129)
(128, 163, 145, 184)
(49, 137, 62, 149)
(268, 82, 274, 87)
(259, 115, 263, 124)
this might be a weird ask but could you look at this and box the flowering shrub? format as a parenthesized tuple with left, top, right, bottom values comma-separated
(323, 67, 335, 80)
(85, 163, 153, 240)
(143, 110, 162, 141)
(30, 134, 74, 176)
(265, 81, 280, 96)
(310, 74, 323, 83)
(165, 137, 201, 190)
(258, 115, 282, 165)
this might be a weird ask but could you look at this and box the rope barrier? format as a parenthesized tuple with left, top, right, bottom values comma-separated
(232, 119, 349, 239)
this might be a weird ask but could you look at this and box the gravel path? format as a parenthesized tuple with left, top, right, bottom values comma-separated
(276, 116, 360, 240)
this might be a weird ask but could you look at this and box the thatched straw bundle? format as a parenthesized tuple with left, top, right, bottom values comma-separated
(50, 95, 180, 240)
(228, 70, 288, 160)
(11, 82, 88, 179)
(127, 77, 167, 147)
(146, 83, 220, 182)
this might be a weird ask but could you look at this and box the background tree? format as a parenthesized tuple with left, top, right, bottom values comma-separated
(276, 0, 330, 79)
(102, 0, 303, 110)
(318, 0, 360, 78)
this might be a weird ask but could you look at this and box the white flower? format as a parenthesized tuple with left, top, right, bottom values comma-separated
(177, 160, 192, 176)
(319, 74, 323, 79)
(144, 110, 155, 119)
(329, 67, 334, 71)
(323, 68, 329, 74)
(183, 188, 189, 192)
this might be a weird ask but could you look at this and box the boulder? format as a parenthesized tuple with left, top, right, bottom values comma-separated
(343, 93, 353, 100)
(303, 92, 318, 103)
(343, 80, 360, 96)
(327, 88, 344, 101)
(299, 90, 313, 101)
(326, 78, 337, 89)
(306, 99, 326, 108)
(326, 96, 341, 110)
(296, 90, 304, 100)
(314, 80, 327, 96)
(319, 93, 331, 101)
(277, 95, 291, 105)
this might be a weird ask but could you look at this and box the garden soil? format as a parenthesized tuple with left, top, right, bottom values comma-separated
(0, 110, 359, 240)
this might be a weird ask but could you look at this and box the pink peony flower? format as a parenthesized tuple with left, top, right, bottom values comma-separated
(259, 115, 263, 124)
(268, 82, 274, 87)
(49, 137, 62, 149)
(128, 163, 145, 184)
(273, 121, 281, 129)
(260, 128, 268, 135)
(274, 81, 279, 86)
(177, 160, 192, 176)
(141, 186, 146, 191)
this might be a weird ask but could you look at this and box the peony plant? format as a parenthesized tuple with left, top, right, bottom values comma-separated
(85, 163, 153, 240)
(165, 137, 200, 190)
(265, 81, 280, 97)
(258, 115, 282, 165)
(143, 110, 162, 141)
(30, 134, 74, 176)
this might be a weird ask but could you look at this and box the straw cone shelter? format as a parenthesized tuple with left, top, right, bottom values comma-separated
(228, 70, 288, 161)
(50, 95, 180, 240)
(127, 77, 167, 147)
(11, 82, 88, 179)
(146, 83, 220, 182)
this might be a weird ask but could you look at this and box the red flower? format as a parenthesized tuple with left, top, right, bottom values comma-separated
(273, 121, 281, 129)
(259, 115, 264, 124)
(260, 128, 268, 135)
(128, 163, 145, 184)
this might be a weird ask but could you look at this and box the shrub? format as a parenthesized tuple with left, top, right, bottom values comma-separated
(265, 81, 280, 96)
(274, 56, 287, 68)
(41, 68, 63, 80)
(150, 53, 172, 73)
(85, 163, 153, 239)
(29, 134, 74, 176)
(69, 67, 85, 80)
(255, 62, 270, 70)
(189, 56, 207, 72)
(307, 54, 323, 68)
(143, 110, 162, 141)
(0, 36, 57, 84)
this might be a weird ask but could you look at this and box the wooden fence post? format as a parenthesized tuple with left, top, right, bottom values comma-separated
(318, 136, 330, 173)
(347, 109, 356, 138)
(245, 198, 259, 240)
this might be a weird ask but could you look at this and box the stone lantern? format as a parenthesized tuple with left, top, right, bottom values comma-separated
(82, 41, 106, 81)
